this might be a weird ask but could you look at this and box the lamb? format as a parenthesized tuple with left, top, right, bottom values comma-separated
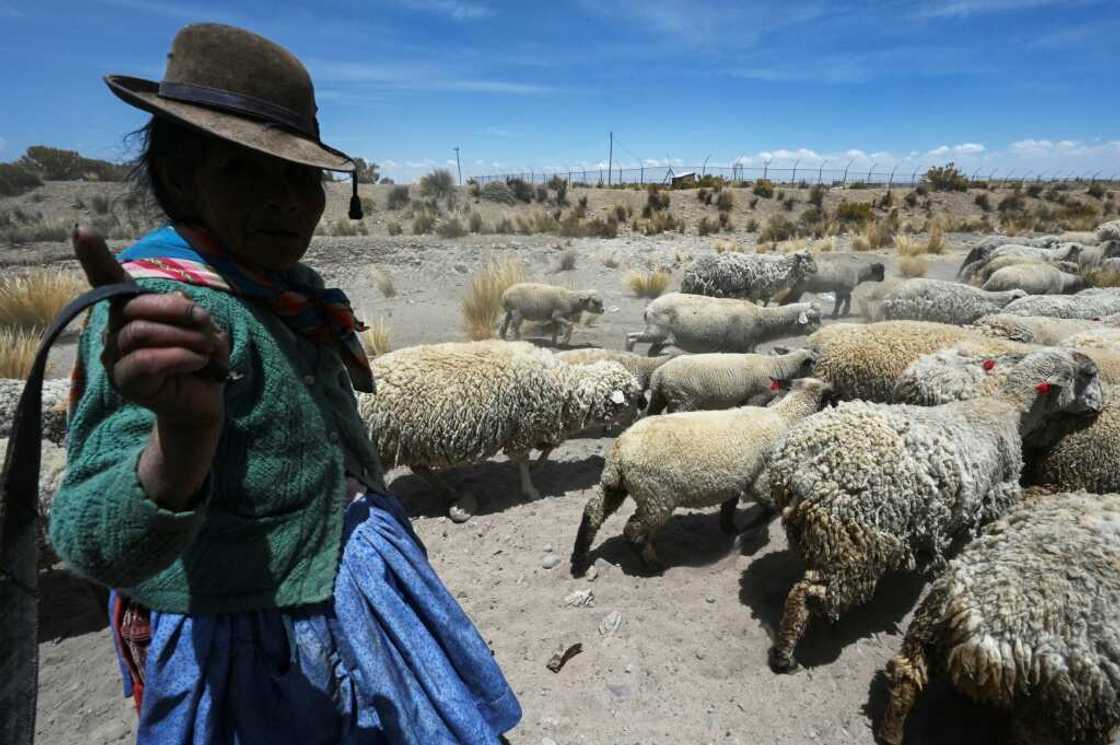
(624, 292, 821, 356)
(779, 254, 885, 319)
(807, 320, 1028, 402)
(555, 348, 672, 390)
(569, 378, 836, 576)
(878, 490, 1120, 745)
(499, 282, 604, 346)
(357, 341, 644, 509)
(0, 378, 70, 446)
(765, 348, 1103, 673)
(645, 348, 818, 414)
(680, 251, 818, 306)
(974, 313, 1106, 345)
(982, 263, 1087, 295)
(881, 278, 1027, 325)
(1002, 290, 1120, 319)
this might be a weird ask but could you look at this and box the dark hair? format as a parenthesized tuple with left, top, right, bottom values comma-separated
(125, 116, 214, 222)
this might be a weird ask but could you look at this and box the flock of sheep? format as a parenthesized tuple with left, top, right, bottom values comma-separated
(11, 220, 1120, 743)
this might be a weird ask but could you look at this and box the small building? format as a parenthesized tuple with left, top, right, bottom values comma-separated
(669, 171, 697, 186)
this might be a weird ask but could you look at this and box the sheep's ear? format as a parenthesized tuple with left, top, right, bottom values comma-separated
(771, 345, 790, 355)
(797, 311, 809, 325)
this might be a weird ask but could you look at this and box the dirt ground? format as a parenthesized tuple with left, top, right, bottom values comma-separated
(6, 184, 1020, 744)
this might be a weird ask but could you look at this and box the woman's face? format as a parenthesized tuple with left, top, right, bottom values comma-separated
(180, 139, 325, 271)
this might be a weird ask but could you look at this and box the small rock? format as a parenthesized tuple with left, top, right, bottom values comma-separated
(586, 564, 599, 581)
(695, 650, 705, 660)
(448, 492, 477, 523)
(705, 595, 716, 604)
(564, 589, 594, 607)
(544, 543, 554, 553)
(599, 610, 623, 636)
(541, 553, 561, 570)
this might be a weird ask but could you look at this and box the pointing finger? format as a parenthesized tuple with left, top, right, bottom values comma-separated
(73, 224, 132, 288)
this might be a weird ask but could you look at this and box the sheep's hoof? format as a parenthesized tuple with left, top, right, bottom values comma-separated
(569, 559, 589, 578)
(767, 646, 799, 674)
(448, 492, 478, 523)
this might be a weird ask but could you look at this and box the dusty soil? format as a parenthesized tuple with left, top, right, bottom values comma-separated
(7, 181, 1012, 744)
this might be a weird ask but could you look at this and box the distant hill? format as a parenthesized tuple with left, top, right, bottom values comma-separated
(0, 146, 129, 197)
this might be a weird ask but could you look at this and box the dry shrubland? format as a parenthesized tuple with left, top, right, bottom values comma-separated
(0, 327, 39, 379)
(0, 269, 87, 332)
(461, 257, 528, 340)
(898, 255, 929, 277)
(625, 269, 671, 298)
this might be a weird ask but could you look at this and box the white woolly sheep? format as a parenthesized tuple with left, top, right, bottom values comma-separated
(1077, 239, 1120, 272)
(878, 490, 1120, 745)
(0, 378, 70, 446)
(881, 278, 1027, 325)
(973, 313, 1106, 345)
(680, 251, 819, 306)
(624, 292, 821, 356)
(960, 243, 1083, 283)
(1022, 383, 1120, 494)
(555, 348, 672, 390)
(766, 348, 1103, 673)
(357, 341, 644, 506)
(499, 282, 604, 346)
(1002, 290, 1120, 319)
(645, 348, 818, 414)
(1062, 326, 1120, 349)
(852, 276, 904, 322)
(1099, 219, 1120, 242)
(969, 255, 1080, 286)
(982, 263, 1087, 295)
(807, 320, 1029, 402)
(780, 254, 885, 319)
(570, 378, 836, 576)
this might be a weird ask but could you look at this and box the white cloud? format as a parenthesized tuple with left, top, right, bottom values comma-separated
(389, 0, 493, 20)
(918, 0, 1075, 18)
(926, 142, 987, 157)
(476, 127, 512, 137)
(308, 59, 555, 95)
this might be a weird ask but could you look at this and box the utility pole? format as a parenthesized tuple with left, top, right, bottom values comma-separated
(607, 131, 613, 186)
(453, 147, 462, 185)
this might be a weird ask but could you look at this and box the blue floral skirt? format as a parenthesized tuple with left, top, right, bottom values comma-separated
(108, 490, 521, 745)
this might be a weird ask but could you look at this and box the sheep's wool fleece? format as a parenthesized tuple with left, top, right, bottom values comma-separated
(808, 321, 1025, 402)
(902, 491, 1120, 743)
(974, 314, 1104, 346)
(1003, 292, 1120, 319)
(769, 398, 1023, 585)
(882, 279, 1022, 325)
(681, 252, 811, 301)
(0, 377, 70, 446)
(555, 348, 668, 388)
(1025, 386, 1120, 494)
(359, 342, 639, 468)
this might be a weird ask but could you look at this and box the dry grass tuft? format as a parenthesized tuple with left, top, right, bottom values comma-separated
(557, 248, 577, 271)
(602, 254, 620, 269)
(898, 255, 929, 277)
(0, 327, 39, 379)
(925, 220, 945, 254)
(461, 257, 528, 340)
(894, 235, 922, 257)
(360, 317, 392, 357)
(369, 266, 396, 298)
(625, 269, 671, 298)
(811, 237, 836, 253)
(1083, 269, 1120, 288)
(0, 269, 87, 332)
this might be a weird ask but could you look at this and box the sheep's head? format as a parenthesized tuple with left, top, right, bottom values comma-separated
(793, 251, 819, 276)
(559, 360, 644, 432)
(578, 290, 605, 315)
(868, 262, 886, 282)
(1002, 349, 1103, 437)
(768, 377, 836, 410)
(794, 304, 822, 333)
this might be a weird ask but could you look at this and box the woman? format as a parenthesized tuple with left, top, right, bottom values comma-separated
(49, 22, 521, 745)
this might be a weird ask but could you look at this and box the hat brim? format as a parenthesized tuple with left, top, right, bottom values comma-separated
(105, 75, 355, 173)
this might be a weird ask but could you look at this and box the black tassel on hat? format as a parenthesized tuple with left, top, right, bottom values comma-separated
(348, 171, 363, 220)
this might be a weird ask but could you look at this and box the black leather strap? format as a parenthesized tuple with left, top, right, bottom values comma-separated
(0, 282, 148, 745)
(158, 80, 317, 138)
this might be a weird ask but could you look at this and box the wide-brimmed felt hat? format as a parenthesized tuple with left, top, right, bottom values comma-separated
(106, 23, 355, 173)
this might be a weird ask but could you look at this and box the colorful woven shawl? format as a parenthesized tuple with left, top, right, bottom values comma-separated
(116, 224, 374, 392)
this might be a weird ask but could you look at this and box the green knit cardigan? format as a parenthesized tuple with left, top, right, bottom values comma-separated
(48, 269, 385, 614)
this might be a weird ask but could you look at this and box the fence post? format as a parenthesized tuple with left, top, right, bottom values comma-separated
(791, 159, 800, 186)
(763, 160, 770, 181)
(888, 166, 897, 190)
(842, 160, 853, 185)
(910, 168, 919, 187)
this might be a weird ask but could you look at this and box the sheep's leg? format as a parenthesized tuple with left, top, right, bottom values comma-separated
(623, 503, 671, 575)
(839, 291, 852, 318)
(509, 312, 524, 340)
(533, 445, 554, 467)
(570, 484, 627, 577)
(509, 451, 540, 501)
(625, 329, 666, 353)
(552, 312, 575, 346)
(878, 646, 929, 745)
(769, 569, 829, 673)
(719, 497, 739, 535)
(499, 310, 512, 339)
(831, 293, 844, 319)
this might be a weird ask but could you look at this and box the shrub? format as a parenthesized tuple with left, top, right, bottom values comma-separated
(0, 327, 38, 379)
(412, 212, 436, 234)
(914, 183, 929, 197)
(926, 220, 945, 254)
(759, 215, 797, 243)
(0, 163, 42, 197)
(715, 190, 734, 212)
(974, 192, 992, 212)
(645, 186, 670, 212)
(331, 219, 359, 237)
(495, 216, 514, 234)
(461, 257, 527, 339)
(1025, 183, 1043, 198)
(878, 190, 894, 209)
(481, 181, 516, 205)
(507, 178, 533, 203)
(835, 200, 874, 226)
(782, 197, 796, 212)
(585, 216, 619, 238)
(924, 163, 969, 192)
(749, 197, 759, 209)
(387, 221, 402, 236)
(894, 235, 920, 257)
(904, 191, 919, 208)
(360, 317, 392, 356)
(752, 179, 775, 198)
(697, 216, 716, 236)
(697, 187, 710, 204)
(718, 211, 732, 231)
(436, 217, 467, 238)
(534, 185, 548, 203)
(467, 180, 481, 199)
(419, 169, 455, 200)
(798, 206, 825, 235)
(91, 195, 111, 215)
(0, 268, 87, 332)
(370, 266, 396, 297)
(808, 184, 826, 208)
(898, 255, 929, 277)
(639, 211, 683, 236)
(558, 248, 577, 271)
(745, 217, 760, 232)
(468, 212, 484, 233)
(1088, 182, 1106, 199)
(625, 269, 671, 298)
(387, 185, 410, 209)
(998, 193, 1027, 214)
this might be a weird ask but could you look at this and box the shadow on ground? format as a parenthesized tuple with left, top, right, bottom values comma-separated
(38, 567, 109, 643)
(864, 670, 1011, 744)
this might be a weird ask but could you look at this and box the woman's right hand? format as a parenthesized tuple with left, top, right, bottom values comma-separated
(74, 227, 229, 429)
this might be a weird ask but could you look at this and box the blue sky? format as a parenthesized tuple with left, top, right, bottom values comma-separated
(1, 0, 1118, 182)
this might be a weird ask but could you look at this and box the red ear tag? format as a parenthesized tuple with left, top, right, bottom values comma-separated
(770, 379, 782, 391)
(1035, 382, 1052, 395)
(982, 359, 996, 372)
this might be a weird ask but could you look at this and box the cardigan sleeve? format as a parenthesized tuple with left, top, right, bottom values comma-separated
(48, 282, 224, 588)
